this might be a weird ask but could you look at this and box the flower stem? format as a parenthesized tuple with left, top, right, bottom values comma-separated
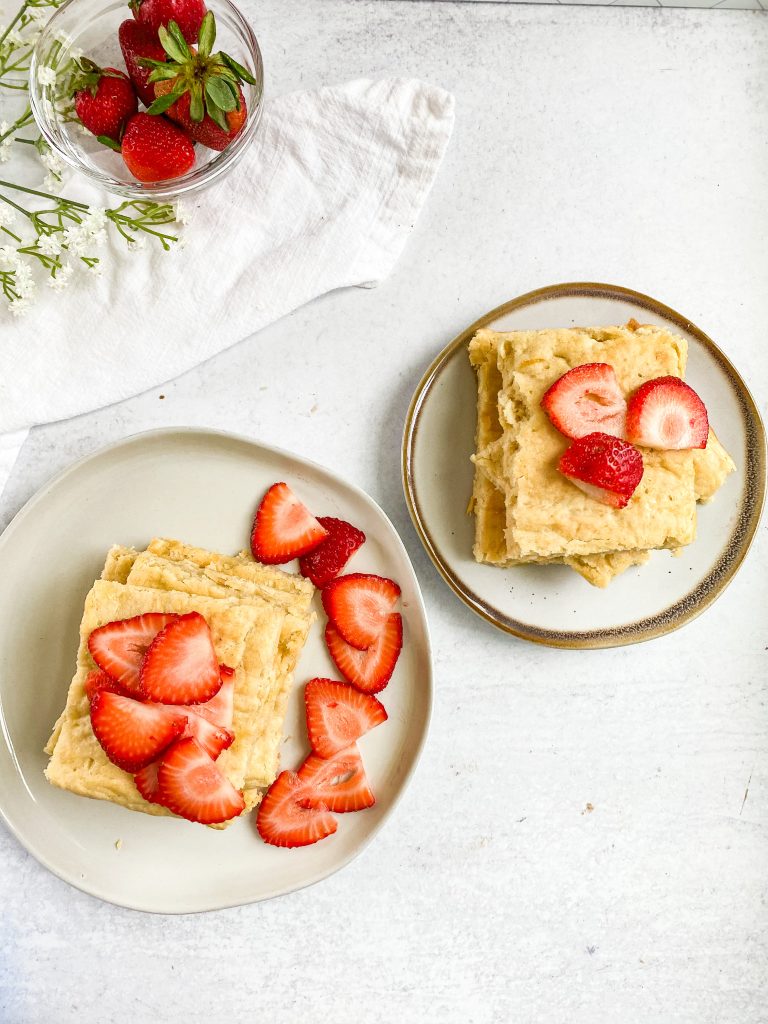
(0, 2, 29, 50)
(0, 106, 33, 144)
(0, 178, 89, 211)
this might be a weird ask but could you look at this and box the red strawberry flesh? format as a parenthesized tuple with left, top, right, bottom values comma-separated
(625, 376, 709, 450)
(256, 770, 337, 848)
(134, 759, 162, 803)
(157, 737, 245, 824)
(120, 112, 195, 183)
(132, 0, 207, 44)
(305, 678, 387, 760)
(251, 482, 328, 564)
(88, 612, 178, 694)
(140, 611, 221, 704)
(89, 689, 187, 772)
(297, 746, 375, 814)
(322, 573, 401, 651)
(73, 65, 138, 141)
(325, 613, 403, 694)
(299, 517, 366, 588)
(541, 363, 627, 440)
(558, 431, 644, 509)
(119, 20, 167, 107)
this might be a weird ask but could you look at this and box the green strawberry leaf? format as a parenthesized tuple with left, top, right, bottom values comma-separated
(147, 65, 182, 83)
(96, 135, 121, 152)
(167, 20, 192, 59)
(219, 52, 257, 86)
(189, 81, 204, 122)
(206, 99, 229, 132)
(146, 88, 185, 115)
(158, 24, 188, 64)
(197, 11, 216, 59)
(205, 76, 236, 112)
(137, 57, 170, 70)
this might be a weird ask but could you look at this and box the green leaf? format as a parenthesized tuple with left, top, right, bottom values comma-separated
(147, 65, 181, 83)
(197, 11, 216, 59)
(146, 89, 185, 115)
(167, 20, 192, 59)
(137, 57, 169, 70)
(158, 24, 187, 64)
(206, 100, 229, 132)
(219, 52, 257, 86)
(205, 76, 236, 112)
(189, 81, 204, 122)
(96, 135, 122, 152)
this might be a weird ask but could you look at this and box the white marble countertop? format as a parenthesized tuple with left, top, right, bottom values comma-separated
(1, 2, 767, 1021)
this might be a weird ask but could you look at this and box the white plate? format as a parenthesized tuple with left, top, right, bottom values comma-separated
(403, 282, 765, 649)
(0, 428, 432, 913)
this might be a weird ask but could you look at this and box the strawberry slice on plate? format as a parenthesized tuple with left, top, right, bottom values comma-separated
(182, 713, 234, 760)
(298, 746, 375, 813)
(325, 613, 403, 694)
(88, 612, 178, 694)
(89, 689, 187, 772)
(541, 362, 627, 440)
(134, 759, 161, 803)
(299, 517, 366, 588)
(251, 482, 328, 564)
(322, 573, 401, 650)
(558, 432, 644, 509)
(140, 612, 221, 704)
(305, 678, 387, 760)
(625, 376, 709, 450)
(256, 770, 337, 848)
(189, 665, 235, 728)
(157, 737, 245, 824)
(84, 667, 130, 702)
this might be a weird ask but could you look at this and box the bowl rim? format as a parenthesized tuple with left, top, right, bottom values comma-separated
(29, 0, 264, 200)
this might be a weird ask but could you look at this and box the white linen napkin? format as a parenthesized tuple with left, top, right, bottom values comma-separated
(0, 77, 455, 498)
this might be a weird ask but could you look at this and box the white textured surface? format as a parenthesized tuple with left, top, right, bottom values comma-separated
(1, 2, 767, 1022)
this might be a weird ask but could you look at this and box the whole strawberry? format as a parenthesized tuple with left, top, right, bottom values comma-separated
(119, 112, 195, 182)
(119, 20, 167, 108)
(131, 0, 207, 44)
(143, 13, 256, 151)
(71, 59, 138, 141)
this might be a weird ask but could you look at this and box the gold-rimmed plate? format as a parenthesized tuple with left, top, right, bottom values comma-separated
(402, 282, 765, 649)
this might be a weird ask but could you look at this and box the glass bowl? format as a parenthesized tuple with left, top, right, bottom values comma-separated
(29, 0, 264, 200)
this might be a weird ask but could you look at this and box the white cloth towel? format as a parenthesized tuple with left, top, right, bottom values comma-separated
(0, 77, 455, 498)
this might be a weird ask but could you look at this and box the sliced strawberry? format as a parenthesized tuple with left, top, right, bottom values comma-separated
(250, 482, 328, 564)
(256, 770, 337, 848)
(558, 432, 644, 509)
(84, 668, 130, 702)
(189, 666, 234, 728)
(88, 612, 178, 694)
(139, 612, 220, 704)
(625, 376, 709, 450)
(134, 759, 161, 803)
(541, 363, 627, 440)
(89, 689, 187, 772)
(182, 713, 234, 760)
(299, 517, 366, 588)
(322, 573, 401, 650)
(325, 613, 402, 694)
(157, 737, 245, 824)
(305, 678, 387, 760)
(297, 746, 375, 813)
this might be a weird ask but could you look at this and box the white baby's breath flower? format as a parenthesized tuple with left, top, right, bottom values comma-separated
(127, 236, 146, 252)
(82, 207, 107, 232)
(87, 228, 107, 249)
(86, 259, 103, 276)
(48, 262, 73, 291)
(0, 140, 12, 165)
(0, 122, 9, 136)
(5, 28, 23, 46)
(37, 233, 63, 257)
(8, 297, 30, 317)
(0, 206, 15, 229)
(36, 66, 57, 88)
(0, 246, 19, 270)
(28, 6, 50, 25)
(62, 225, 87, 256)
(173, 200, 192, 225)
(43, 173, 63, 193)
(40, 149, 63, 175)
(69, 46, 83, 63)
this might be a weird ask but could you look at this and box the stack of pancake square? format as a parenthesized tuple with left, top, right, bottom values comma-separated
(468, 322, 736, 587)
(45, 538, 315, 827)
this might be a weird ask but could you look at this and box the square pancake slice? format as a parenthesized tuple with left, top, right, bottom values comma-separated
(124, 543, 315, 807)
(45, 579, 284, 823)
(492, 323, 698, 561)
